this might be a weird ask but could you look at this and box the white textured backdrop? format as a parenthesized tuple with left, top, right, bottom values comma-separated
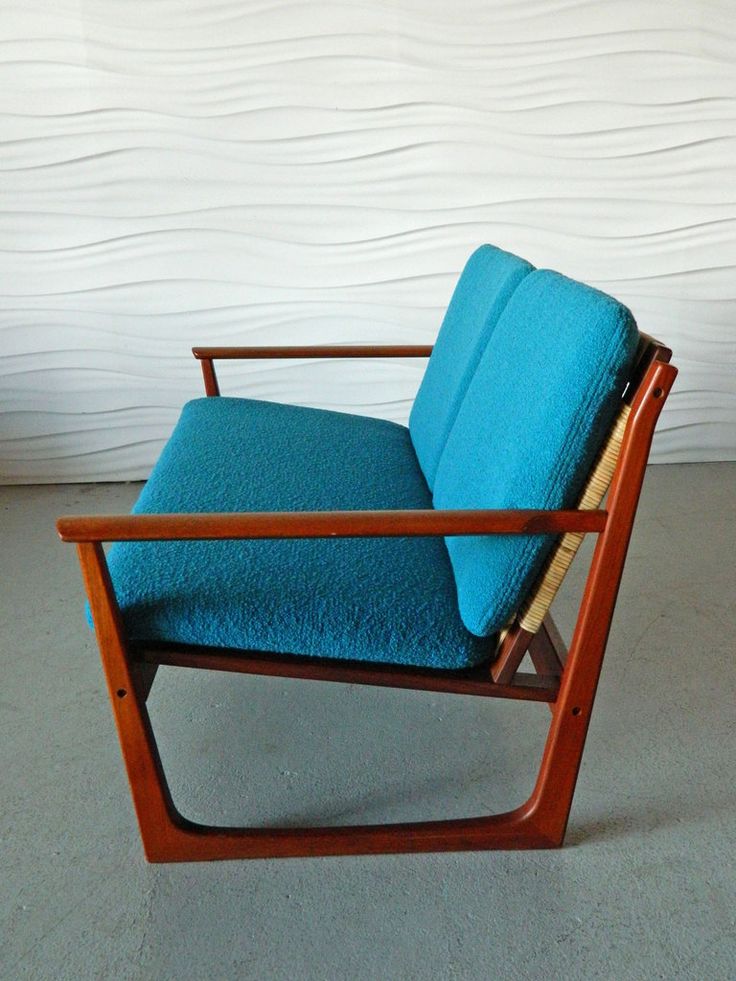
(1, 0, 735, 482)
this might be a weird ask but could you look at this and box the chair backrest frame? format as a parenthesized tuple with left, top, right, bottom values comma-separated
(492, 333, 673, 685)
(525, 344, 676, 843)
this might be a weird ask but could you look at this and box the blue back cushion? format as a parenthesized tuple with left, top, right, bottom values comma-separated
(409, 245, 533, 488)
(433, 269, 639, 637)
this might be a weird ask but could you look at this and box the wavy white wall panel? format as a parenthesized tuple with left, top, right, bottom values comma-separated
(1, 0, 735, 482)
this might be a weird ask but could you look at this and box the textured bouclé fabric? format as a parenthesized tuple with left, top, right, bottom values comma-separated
(409, 245, 533, 489)
(104, 398, 494, 670)
(433, 269, 639, 637)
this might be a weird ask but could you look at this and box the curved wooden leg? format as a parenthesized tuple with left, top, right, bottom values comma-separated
(78, 541, 560, 861)
(144, 807, 560, 864)
(75, 533, 607, 863)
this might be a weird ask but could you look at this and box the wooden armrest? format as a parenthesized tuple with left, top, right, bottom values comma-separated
(57, 508, 607, 543)
(192, 345, 433, 394)
(192, 345, 433, 360)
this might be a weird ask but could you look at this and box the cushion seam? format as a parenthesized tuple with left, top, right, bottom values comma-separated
(428, 263, 534, 484)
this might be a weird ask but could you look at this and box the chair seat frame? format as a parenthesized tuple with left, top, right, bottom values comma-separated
(57, 339, 676, 862)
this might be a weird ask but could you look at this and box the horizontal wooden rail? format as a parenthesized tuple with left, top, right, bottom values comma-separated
(57, 508, 607, 543)
(192, 345, 434, 360)
(139, 644, 559, 703)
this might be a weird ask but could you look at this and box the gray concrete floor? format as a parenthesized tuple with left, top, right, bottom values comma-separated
(1, 464, 735, 980)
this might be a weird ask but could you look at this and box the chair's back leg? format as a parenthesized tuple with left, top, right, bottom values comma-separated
(523, 357, 677, 845)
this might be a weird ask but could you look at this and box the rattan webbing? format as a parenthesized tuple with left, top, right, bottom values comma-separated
(515, 403, 631, 634)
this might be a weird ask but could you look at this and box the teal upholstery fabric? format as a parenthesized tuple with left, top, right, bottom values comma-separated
(409, 245, 533, 489)
(433, 269, 639, 637)
(104, 398, 494, 670)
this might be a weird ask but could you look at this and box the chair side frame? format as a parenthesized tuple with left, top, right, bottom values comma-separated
(57, 340, 676, 862)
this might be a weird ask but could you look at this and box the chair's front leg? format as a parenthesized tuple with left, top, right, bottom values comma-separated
(77, 542, 185, 861)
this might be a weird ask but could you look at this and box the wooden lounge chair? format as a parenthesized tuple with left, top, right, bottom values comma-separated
(57, 246, 677, 862)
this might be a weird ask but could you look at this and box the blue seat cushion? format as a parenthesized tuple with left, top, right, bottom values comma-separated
(409, 245, 533, 489)
(433, 269, 639, 637)
(104, 397, 494, 670)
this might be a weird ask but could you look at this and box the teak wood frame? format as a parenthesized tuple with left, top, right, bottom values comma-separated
(57, 338, 676, 862)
